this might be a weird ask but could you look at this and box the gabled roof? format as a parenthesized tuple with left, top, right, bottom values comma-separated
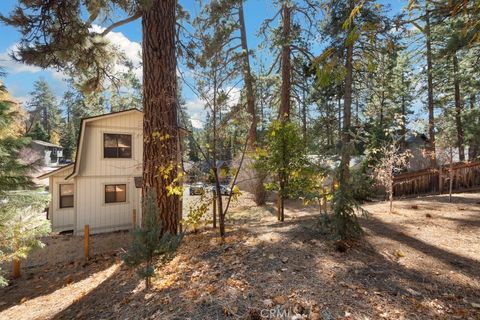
(32, 140, 63, 148)
(66, 108, 143, 180)
(37, 163, 74, 179)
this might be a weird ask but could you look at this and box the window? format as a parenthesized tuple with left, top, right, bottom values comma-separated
(105, 184, 127, 203)
(59, 184, 74, 208)
(104, 133, 132, 158)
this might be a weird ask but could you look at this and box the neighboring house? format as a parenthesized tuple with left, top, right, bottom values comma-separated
(405, 133, 432, 171)
(29, 140, 64, 167)
(38, 109, 149, 235)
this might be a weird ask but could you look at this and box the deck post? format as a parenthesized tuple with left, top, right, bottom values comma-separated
(12, 259, 20, 279)
(212, 195, 217, 228)
(132, 209, 137, 229)
(84, 224, 89, 260)
(438, 167, 443, 193)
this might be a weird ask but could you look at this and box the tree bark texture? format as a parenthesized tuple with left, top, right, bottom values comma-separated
(341, 2, 354, 183)
(425, 3, 437, 168)
(453, 52, 465, 161)
(142, 0, 180, 235)
(238, 1, 257, 148)
(468, 94, 478, 160)
(279, 3, 291, 120)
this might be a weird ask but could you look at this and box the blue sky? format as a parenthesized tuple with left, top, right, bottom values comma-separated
(0, 0, 407, 127)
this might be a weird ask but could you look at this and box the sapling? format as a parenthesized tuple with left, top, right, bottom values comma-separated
(371, 129, 411, 213)
(124, 191, 182, 289)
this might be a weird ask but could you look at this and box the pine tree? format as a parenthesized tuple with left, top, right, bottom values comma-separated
(314, 0, 393, 239)
(27, 122, 49, 142)
(27, 78, 61, 143)
(2, 0, 181, 234)
(0, 72, 50, 286)
(124, 191, 182, 289)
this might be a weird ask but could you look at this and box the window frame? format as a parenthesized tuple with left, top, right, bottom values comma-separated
(103, 133, 132, 159)
(104, 184, 127, 204)
(59, 184, 74, 209)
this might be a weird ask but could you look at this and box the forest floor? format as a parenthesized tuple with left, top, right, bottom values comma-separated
(1, 193, 480, 320)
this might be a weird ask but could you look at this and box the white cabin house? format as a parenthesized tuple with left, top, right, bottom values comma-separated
(38, 109, 145, 235)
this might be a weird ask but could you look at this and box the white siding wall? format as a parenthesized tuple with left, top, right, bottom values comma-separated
(75, 111, 143, 235)
(75, 176, 137, 234)
(50, 167, 75, 232)
(79, 113, 143, 177)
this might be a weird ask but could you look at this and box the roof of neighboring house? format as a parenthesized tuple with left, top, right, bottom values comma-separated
(37, 163, 74, 179)
(406, 133, 429, 144)
(32, 140, 63, 149)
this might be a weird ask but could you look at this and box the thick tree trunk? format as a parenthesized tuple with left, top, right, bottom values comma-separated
(238, 1, 256, 147)
(453, 52, 465, 161)
(425, 3, 437, 168)
(468, 94, 478, 160)
(341, 17, 353, 183)
(279, 3, 291, 120)
(337, 86, 342, 143)
(400, 73, 407, 149)
(302, 87, 308, 147)
(239, 1, 266, 205)
(142, 0, 180, 235)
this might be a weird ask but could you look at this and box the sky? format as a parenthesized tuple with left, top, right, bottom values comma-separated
(0, 0, 406, 128)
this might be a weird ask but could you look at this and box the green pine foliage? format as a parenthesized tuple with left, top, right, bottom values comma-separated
(0, 75, 51, 286)
(27, 78, 61, 143)
(330, 178, 364, 240)
(124, 191, 183, 289)
(27, 122, 49, 142)
(0, 191, 50, 287)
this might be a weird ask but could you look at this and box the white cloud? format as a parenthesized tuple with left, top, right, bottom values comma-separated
(184, 97, 206, 129)
(0, 43, 42, 74)
(91, 24, 142, 79)
(183, 87, 241, 129)
(0, 43, 69, 83)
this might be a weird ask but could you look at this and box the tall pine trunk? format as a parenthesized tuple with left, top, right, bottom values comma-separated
(279, 3, 291, 120)
(239, 1, 266, 206)
(425, 2, 437, 168)
(276, 2, 292, 220)
(400, 72, 407, 149)
(341, 17, 353, 183)
(453, 52, 465, 161)
(239, 1, 256, 147)
(468, 94, 478, 160)
(142, 0, 180, 235)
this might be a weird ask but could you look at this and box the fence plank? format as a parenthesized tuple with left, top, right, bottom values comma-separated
(393, 161, 480, 197)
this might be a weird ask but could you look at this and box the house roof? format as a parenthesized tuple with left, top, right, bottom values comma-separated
(37, 163, 74, 179)
(32, 140, 63, 149)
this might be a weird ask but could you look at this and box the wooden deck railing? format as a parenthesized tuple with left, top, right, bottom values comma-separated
(393, 161, 480, 197)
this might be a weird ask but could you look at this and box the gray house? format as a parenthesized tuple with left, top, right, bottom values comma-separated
(30, 140, 64, 167)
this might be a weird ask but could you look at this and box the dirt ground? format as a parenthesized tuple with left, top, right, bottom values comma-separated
(1, 193, 479, 320)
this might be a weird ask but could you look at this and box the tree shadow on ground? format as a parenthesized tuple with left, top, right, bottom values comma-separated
(51, 264, 144, 320)
(361, 216, 480, 279)
(8, 208, 479, 320)
(0, 253, 120, 312)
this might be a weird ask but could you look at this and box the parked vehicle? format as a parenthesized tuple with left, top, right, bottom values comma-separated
(211, 184, 233, 196)
(189, 182, 206, 195)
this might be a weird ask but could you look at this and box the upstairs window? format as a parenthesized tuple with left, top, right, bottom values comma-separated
(59, 184, 74, 208)
(105, 184, 127, 203)
(104, 133, 132, 158)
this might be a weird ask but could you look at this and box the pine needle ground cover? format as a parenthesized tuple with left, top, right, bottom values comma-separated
(0, 193, 479, 319)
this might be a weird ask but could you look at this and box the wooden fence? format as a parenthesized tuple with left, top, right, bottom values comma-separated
(393, 161, 480, 197)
